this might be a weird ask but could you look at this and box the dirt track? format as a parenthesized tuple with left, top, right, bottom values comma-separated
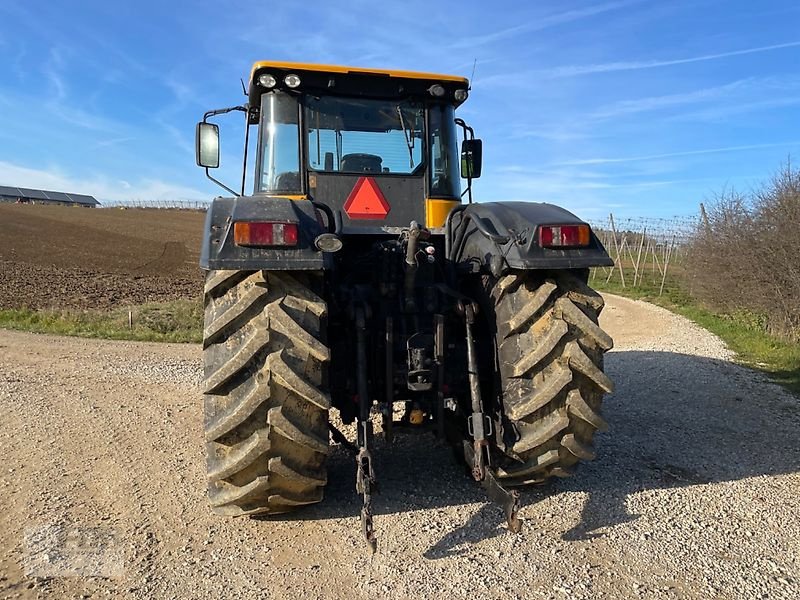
(0, 205, 204, 309)
(0, 295, 798, 599)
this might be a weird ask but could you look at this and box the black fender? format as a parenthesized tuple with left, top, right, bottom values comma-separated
(446, 202, 613, 276)
(200, 196, 332, 271)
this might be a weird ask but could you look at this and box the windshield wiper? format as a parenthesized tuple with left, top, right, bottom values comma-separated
(396, 106, 415, 169)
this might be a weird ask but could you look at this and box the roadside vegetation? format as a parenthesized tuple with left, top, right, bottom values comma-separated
(594, 161, 800, 397)
(686, 162, 800, 342)
(595, 276, 800, 396)
(0, 299, 202, 344)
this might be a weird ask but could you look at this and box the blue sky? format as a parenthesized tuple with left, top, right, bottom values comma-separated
(1, 0, 799, 219)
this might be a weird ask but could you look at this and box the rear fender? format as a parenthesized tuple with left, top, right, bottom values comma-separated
(200, 196, 331, 271)
(447, 202, 613, 276)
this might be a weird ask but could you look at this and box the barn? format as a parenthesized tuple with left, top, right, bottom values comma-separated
(0, 185, 99, 207)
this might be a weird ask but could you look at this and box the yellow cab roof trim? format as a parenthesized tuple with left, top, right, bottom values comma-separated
(250, 61, 469, 86)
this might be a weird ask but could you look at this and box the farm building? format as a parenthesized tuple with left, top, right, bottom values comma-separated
(0, 185, 99, 207)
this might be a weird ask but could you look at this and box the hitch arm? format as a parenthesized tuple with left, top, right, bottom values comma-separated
(458, 300, 492, 482)
(355, 306, 378, 553)
(456, 297, 522, 533)
(463, 441, 522, 533)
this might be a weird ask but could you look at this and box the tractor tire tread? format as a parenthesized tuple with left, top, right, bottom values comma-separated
(203, 269, 329, 517)
(491, 270, 613, 485)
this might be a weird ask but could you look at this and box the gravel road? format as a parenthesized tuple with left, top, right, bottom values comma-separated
(0, 294, 797, 599)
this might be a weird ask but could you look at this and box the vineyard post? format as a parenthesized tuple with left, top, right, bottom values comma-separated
(659, 235, 677, 296)
(633, 226, 646, 287)
(608, 214, 626, 288)
(700, 202, 711, 233)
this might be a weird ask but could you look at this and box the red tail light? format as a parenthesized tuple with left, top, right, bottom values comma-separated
(539, 224, 591, 248)
(233, 222, 299, 247)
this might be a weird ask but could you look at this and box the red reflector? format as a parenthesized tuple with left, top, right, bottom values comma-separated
(233, 222, 299, 247)
(539, 224, 590, 248)
(343, 177, 390, 220)
(281, 223, 298, 245)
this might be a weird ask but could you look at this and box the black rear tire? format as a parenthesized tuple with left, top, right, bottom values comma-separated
(489, 270, 614, 484)
(203, 270, 330, 516)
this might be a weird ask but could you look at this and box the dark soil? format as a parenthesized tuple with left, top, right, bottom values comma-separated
(0, 204, 206, 309)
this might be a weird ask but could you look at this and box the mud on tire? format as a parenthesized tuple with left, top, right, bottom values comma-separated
(203, 270, 330, 516)
(490, 270, 614, 484)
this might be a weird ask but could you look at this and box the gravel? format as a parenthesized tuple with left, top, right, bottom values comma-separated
(0, 293, 797, 599)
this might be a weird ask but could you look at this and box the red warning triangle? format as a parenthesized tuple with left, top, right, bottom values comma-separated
(343, 177, 390, 220)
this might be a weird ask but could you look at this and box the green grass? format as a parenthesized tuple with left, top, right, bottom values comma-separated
(3, 270, 797, 395)
(0, 299, 203, 343)
(592, 270, 800, 397)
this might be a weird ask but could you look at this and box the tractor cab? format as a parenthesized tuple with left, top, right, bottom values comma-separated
(197, 62, 481, 233)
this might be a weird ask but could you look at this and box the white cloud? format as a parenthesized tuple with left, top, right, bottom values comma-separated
(94, 136, 135, 149)
(0, 160, 208, 203)
(479, 40, 800, 89)
(552, 142, 800, 166)
(450, 1, 638, 49)
(42, 47, 69, 101)
(541, 40, 800, 78)
(669, 96, 800, 122)
(589, 79, 755, 119)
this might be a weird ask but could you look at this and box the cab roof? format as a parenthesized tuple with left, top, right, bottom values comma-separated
(250, 61, 469, 86)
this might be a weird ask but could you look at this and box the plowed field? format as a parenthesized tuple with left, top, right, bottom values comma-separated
(0, 204, 205, 309)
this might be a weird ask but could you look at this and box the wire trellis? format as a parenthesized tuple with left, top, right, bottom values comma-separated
(99, 200, 209, 211)
(94, 204, 697, 294)
(589, 213, 700, 294)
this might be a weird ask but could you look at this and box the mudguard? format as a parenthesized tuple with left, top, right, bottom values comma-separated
(200, 196, 331, 271)
(446, 202, 613, 276)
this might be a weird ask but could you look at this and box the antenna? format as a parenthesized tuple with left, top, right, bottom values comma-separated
(240, 78, 247, 96)
(469, 59, 477, 91)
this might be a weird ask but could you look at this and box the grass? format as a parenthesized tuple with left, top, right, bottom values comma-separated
(2, 269, 797, 396)
(0, 299, 203, 343)
(593, 269, 800, 397)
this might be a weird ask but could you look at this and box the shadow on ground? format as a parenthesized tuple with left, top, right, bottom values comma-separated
(261, 351, 800, 555)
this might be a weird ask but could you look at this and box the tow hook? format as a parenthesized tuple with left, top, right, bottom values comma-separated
(355, 305, 378, 553)
(463, 441, 522, 533)
(356, 442, 378, 553)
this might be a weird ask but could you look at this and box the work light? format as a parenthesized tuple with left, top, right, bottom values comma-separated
(258, 73, 277, 88)
(284, 74, 302, 88)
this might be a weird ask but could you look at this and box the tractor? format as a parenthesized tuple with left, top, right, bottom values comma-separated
(195, 61, 614, 551)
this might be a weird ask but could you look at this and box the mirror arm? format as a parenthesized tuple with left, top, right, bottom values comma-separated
(205, 168, 239, 197)
(454, 117, 475, 141)
(241, 107, 252, 196)
(203, 105, 246, 123)
(202, 106, 247, 197)
(455, 118, 475, 204)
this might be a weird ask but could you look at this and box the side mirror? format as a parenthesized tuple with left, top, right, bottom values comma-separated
(460, 138, 482, 179)
(196, 122, 220, 168)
